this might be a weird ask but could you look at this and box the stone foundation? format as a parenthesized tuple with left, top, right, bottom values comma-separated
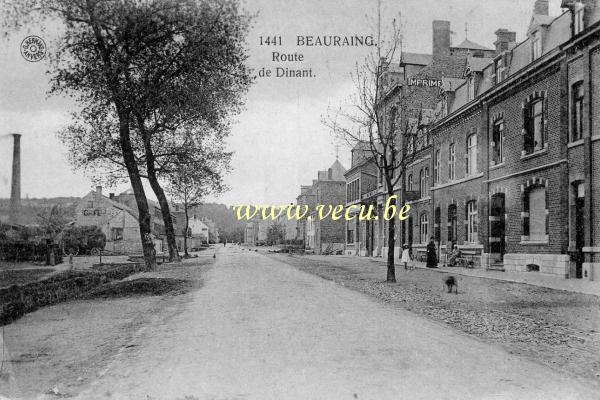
(503, 253, 570, 277)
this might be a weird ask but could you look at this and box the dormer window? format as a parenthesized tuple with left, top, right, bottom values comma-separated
(574, 2, 585, 34)
(468, 76, 475, 101)
(532, 31, 542, 60)
(495, 58, 505, 84)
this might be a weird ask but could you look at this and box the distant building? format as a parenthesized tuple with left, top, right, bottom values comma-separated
(244, 222, 257, 246)
(300, 159, 347, 254)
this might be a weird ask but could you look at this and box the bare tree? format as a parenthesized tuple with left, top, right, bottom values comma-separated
(324, 15, 430, 283)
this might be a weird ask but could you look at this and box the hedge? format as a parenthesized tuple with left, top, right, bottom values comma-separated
(0, 262, 148, 325)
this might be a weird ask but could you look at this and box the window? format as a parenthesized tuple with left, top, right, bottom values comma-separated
(524, 98, 546, 154)
(574, 2, 585, 35)
(466, 201, 478, 243)
(390, 106, 397, 134)
(420, 213, 429, 244)
(466, 134, 478, 175)
(495, 58, 505, 84)
(111, 227, 123, 241)
(448, 143, 456, 180)
(347, 179, 360, 202)
(433, 150, 441, 185)
(532, 31, 542, 60)
(419, 167, 429, 197)
(523, 186, 548, 241)
(87, 201, 94, 208)
(492, 120, 505, 164)
(468, 76, 476, 101)
(572, 82, 584, 142)
(407, 174, 413, 191)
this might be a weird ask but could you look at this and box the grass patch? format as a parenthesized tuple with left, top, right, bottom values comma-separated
(0, 268, 55, 288)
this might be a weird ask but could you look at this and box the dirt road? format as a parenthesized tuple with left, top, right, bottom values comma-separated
(71, 246, 598, 400)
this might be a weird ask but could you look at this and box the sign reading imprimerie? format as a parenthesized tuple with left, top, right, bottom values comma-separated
(408, 78, 443, 87)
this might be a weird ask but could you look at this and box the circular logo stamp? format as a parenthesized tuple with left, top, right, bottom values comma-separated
(20, 35, 46, 62)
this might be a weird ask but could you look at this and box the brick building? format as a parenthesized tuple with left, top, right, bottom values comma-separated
(348, 0, 600, 281)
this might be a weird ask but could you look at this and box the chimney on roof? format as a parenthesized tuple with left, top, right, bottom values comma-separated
(96, 186, 102, 195)
(328, 168, 333, 180)
(494, 29, 517, 55)
(433, 20, 451, 59)
(534, 0, 549, 15)
(9, 133, 21, 223)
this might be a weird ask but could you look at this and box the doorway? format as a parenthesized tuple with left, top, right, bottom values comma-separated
(490, 193, 506, 261)
(574, 183, 585, 279)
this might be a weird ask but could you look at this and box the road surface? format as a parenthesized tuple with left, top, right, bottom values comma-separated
(74, 246, 599, 400)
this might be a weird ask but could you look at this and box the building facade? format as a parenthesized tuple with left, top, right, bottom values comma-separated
(347, 0, 600, 281)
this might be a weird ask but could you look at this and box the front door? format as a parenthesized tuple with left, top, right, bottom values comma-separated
(490, 194, 506, 260)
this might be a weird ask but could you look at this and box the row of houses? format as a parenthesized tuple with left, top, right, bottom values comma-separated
(272, 0, 600, 282)
(75, 186, 219, 254)
(342, 0, 600, 281)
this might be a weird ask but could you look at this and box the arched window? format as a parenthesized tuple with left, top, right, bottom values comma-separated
(420, 213, 429, 244)
(466, 134, 478, 175)
(407, 174, 413, 191)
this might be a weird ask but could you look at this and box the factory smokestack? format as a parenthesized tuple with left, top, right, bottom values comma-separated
(9, 133, 21, 223)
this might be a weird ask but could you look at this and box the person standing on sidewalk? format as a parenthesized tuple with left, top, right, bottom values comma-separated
(401, 244, 411, 270)
(426, 237, 438, 268)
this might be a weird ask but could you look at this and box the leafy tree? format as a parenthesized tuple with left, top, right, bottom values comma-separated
(267, 223, 284, 246)
(36, 204, 69, 242)
(166, 132, 230, 257)
(3, 0, 252, 269)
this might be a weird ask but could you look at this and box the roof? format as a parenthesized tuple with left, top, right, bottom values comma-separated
(441, 77, 466, 92)
(412, 54, 468, 80)
(85, 190, 139, 219)
(465, 56, 494, 74)
(400, 52, 433, 66)
(452, 38, 493, 51)
(528, 14, 555, 33)
(328, 159, 347, 180)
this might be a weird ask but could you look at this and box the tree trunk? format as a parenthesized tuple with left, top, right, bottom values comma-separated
(184, 205, 190, 258)
(386, 192, 396, 283)
(118, 111, 157, 271)
(148, 172, 180, 262)
(138, 117, 180, 262)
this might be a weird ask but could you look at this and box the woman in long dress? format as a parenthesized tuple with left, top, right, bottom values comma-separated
(426, 237, 438, 268)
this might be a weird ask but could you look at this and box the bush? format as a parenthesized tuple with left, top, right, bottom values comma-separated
(62, 226, 106, 255)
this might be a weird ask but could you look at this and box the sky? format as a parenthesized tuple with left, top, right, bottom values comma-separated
(0, 0, 564, 206)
